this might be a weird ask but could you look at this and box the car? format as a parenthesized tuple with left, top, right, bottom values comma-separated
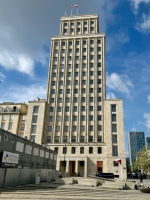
(96, 172, 114, 179)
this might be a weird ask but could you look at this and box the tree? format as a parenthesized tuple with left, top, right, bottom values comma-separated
(133, 148, 150, 174)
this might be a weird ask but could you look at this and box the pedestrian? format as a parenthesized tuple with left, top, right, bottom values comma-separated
(139, 173, 143, 183)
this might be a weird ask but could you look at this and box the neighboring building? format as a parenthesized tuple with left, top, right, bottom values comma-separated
(128, 132, 145, 166)
(0, 14, 127, 178)
(146, 137, 150, 150)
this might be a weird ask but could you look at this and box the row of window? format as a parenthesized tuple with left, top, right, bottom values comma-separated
(64, 20, 95, 27)
(52, 97, 102, 104)
(48, 124, 102, 132)
(46, 135, 102, 143)
(49, 106, 102, 113)
(52, 71, 101, 78)
(61, 146, 102, 154)
(64, 27, 95, 34)
(1, 115, 26, 121)
(55, 39, 101, 46)
(53, 55, 101, 62)
(53, 63, 101, 70)
(1, 123, 25, 130)
(51, 80, 101, 86)
(54, 47, 101, 55)
(51, 97, 102, 104)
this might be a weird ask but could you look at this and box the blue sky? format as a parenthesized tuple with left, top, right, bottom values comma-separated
(0, 0, 150, 154)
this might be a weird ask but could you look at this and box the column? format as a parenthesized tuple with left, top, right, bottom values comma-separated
(84, 158, 87, 177)
(75, 160, 78, 174)
(66, 160, 69, 177)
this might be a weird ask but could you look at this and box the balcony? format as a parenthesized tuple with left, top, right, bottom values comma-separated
(0, 108, 21, 113)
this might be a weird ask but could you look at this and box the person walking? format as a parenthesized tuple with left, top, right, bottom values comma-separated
(139, 173, 143, 183)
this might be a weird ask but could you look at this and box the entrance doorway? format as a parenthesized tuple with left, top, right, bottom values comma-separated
(97, 161, 103, 173)
(69, 161, 75, 176)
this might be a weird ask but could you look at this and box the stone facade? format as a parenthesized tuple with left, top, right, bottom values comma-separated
(0, 14, 127, 178)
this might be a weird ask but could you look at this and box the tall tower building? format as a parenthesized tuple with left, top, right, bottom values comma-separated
(128, 132, 145, 166)
(44, 14, 126, 178)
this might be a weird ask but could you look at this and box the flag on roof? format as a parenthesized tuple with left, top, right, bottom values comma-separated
(116, 158, 122, 164)
(74, 4, 78, 7)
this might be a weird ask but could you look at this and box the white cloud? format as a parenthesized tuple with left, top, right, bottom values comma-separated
(129, 0, 150, 13)
(131, 127, 136, 131)
(147, 95, 150, 103)
(0, 82, 47, 103)
(135, 14, 150, 34)
(106, 73, 134, 98)
(107, 28, 130, 52)
(143, 113, 150, 131)
(106, 92, 116, 99)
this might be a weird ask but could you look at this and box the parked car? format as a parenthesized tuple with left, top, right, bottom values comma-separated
(95, 172, 114, 179)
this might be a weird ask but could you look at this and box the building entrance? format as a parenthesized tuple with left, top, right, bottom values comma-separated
(69, 161, 75, 176)
(97, 161, 103, 173)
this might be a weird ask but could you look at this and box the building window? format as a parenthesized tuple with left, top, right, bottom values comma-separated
(98, 71, 101, 76)
(52, 72, 56, 77)
(56, 126, 60, 132)
(74, 97, 78, 103)
(98, 40, 101, 44)
(61, 49, 65, 54)
(77, 28, 80, 32)
(76, 41, 79, 45)
(82, 64, 86, 68)
(90, 40, 94, 45)
(63, 147, 67, 154)
(58, 98, 62, 103)
(84, 21, 87, 25)
(112, 135, 117, 143)
(60, 72, 64, 77)
(49, 116, 53, 122)
(66, 89, 70, 94)
(32, 115, 38, 123)
(91, 27, 94, 32)
(47, 136, 51, 142)
(62, 41, 65, 46)
(33, 106, 39, 113)
(57, 116, 61, 122)
(98, 135, 102, 141)
(66, 107, 69, 112)
(67, 72, 71, 77)
(59, 89, 63, 94)
(69, 49, 72, 53)
(98, 106, 101, 111)
(80, 136, 84, 142)
(21, 124, 25, 130)
(89, 115, 93, 121)
(80, 147, 84, 154)
(98, 63, 101, 67)
(90, 88, 93, 93)
(10, 115, 14, 120)
(54, 57, 57, 62)
(112, 114, 116, 122)
(89, 97, 93, 102)
(2, 115, 6, 121)
(98, 55, 101, 60)
(48, 126, 52, 132)
(31, 125, 36, 133)
(8, 122, 13, 130)
(98, 125, 102, 131)
(112, 124, 117, 132)
(81, 115, 85, 121)
(89, 135, 93, 141)
(113, 161, 119, 166)
(98, 115, 101, 121)
(54, 147, 58, 153)
(74, 80, 78, 85)
(53, 65, 56, 69)
(73, 115, 77, 121)
(75, 64, 78, 69)
(112, 146, 118, 156)
(22, 115, 26, 120)
(98, 79, 101, 84)
(72, 147, 76, 154)
(75, 72, 78, 77)
(1, 123, 5, 129)
(74, 89, 78, 94)
(90, 63, 93, 68)
(55, 41, 58, 46)
(98, 88, 101, 93)
(90, 48, 94, 52)
(82, 72, 86, 76)
(55, 136, 60, 142)
(83, 48, 86, 52)
(76, 56, 79, 61)
(82, 80, 86, 85)
(64, 126, 68, 132)
(84, 27, 87, 32)
(64, 136, 68, 142)
(57, 107, 61, 112)
(97, 97, 101, 102)
(89, 147, 93, 154)
(65, 116, 69, 121)
(83, 56, 86, 60)
(89, 106, 93, 111)
(59, 81, 63, 86)
(68, 56, 72, 61)
(81, 106, 85, 111)
(90, 80, 93, 84)
(98, 147, 102, 154)
(81, 125, 85, 131)
(90, 71, 93, 76)
(52, 81, 55, 86)
(69, 41, 72, 46)
(82, 88, 86, 93)
(76, 48, 79, 53)
(64, 29, 67, 34)
(31, 135, 35, 142)
(51, 89, 55, 95)
(90, 55, 94, 60)
(50, 107, 54, 112)
(111, 105, 116, 112)
(68, 64, 71, 69)
(72, 126, 76, 131)
(82, 97, 85, 102)
(72, 136, 76, 142)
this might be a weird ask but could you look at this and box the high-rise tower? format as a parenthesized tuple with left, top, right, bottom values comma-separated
(44, 14, 126, 178)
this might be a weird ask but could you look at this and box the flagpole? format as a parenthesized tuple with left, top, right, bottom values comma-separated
(77, 8, 78, 15)
(71, 8, 72, 16)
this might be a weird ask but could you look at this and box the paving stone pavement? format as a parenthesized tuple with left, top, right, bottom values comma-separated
(0, 185, 150, 200)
